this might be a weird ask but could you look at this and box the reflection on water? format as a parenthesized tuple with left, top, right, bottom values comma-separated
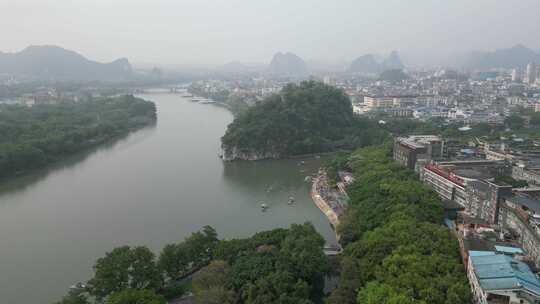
(222, 157, 326, 202)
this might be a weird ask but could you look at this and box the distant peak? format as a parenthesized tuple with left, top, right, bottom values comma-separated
(23, 45, 68, 52)
(511, 43, 528, 50)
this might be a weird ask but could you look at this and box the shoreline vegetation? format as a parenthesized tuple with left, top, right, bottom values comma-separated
(0, 95, 156, 182)
(56, 223, 329, 304)
(325, 145, 471, 304)
(187, 84, 252, 116)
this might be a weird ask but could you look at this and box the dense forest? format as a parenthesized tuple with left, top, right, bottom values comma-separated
(221, 81, 388, 160)
(326, 146, 471, 304)
(0, 95, 156, 180)
(56, 223, 328, 304)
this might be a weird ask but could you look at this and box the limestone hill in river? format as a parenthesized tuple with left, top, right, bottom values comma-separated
(220, 81, 386, 160)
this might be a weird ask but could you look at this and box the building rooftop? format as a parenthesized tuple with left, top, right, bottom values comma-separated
(470, 252, 540, 296)
(469, 250, 497, 257)
(494, 245, 524, 255)
(507, 195, 540, 214)
(397, 135, 441, 149)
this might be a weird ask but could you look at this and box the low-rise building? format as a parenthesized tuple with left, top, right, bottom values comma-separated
(513, 164, 540, 186)
(422, 160, 510, 208)
(393, 135, 444, 170)
(467, 251, 540, 304)
(363, 96, 394, 111)
(499, 193, 540, 268)
(465, 180, 513, 224)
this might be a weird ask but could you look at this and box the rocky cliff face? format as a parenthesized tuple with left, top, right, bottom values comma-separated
(220, 145, 281, 161)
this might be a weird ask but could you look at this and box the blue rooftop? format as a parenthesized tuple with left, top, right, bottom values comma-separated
(469, 251, 496, 257)
(470, 251, 540, 296)
(495, 245, 524, 255)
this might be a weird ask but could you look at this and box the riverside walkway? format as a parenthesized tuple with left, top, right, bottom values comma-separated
(310, 170, 346, 229)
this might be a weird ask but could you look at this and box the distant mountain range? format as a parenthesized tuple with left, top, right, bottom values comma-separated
(0, 45, 133, 81)
(464, 44, 540, 69)
(217, 61, 266, 74)
(267, 52, 308, 76)
(349, 51, 404, 74)
(379, 69, 409, 83)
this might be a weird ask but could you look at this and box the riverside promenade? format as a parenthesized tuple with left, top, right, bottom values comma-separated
(310, 170, 346, 229)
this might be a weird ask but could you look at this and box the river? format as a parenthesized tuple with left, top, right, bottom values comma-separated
(0, 93, 336, 304)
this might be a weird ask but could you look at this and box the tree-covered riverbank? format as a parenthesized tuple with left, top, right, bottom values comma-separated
(0, 95, 156, 180)
(326, 145, 471, 304)
(187, 84, 252, 116)
(56, 223, 329, 304)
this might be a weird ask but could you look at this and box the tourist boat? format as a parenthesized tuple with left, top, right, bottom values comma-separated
(70, 282, 86, 290)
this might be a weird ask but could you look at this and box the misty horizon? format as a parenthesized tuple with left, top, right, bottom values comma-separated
(3, 0, 540, 67)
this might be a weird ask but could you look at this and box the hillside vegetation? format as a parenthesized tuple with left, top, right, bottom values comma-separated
(221, 81, 387, 160)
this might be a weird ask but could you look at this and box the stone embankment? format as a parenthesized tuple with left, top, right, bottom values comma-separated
(310, 170, 346, 230)
(220, 146, 280, 161)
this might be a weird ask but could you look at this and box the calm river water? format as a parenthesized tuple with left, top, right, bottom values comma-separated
(0, 93, 336, 304)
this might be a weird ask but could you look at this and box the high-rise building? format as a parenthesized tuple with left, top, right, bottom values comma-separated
(525, 62, 537, 84)
(511, 68, 520, 82)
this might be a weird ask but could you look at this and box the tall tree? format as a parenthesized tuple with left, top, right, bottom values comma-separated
(192, 260, 236, 304)
(88, 246, 161, 301)
(106, 289, 166, 304)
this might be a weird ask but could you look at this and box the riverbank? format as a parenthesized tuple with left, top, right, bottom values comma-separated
(310, 169, 347, 239)
(0, 95, 156, 183)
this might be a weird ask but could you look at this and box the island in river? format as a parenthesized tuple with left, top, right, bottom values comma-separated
(0, 95, 156, 180)
(220, 81, 387, 161)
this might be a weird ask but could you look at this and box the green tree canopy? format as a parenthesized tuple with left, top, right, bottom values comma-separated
(88, 246, 161, 301)
(192, 260, 236, 304)
(106, 289, 166, 304)
(221, 81, 387, 158)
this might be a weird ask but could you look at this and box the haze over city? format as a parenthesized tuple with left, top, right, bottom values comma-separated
(3, 0, 540, 65)
(4, 2, 540, 304)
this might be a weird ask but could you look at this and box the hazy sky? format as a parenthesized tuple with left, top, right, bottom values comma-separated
(2, 0, 540, 65)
